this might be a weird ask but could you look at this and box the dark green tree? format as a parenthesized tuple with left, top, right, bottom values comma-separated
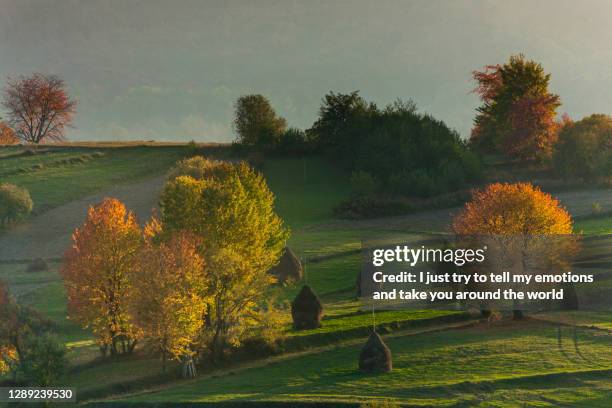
(309, 93, 480, 198)
(553, 114, 612, 181)
(233, 94, 287, 149)
(307, 91, 374, 158)
(21, 333, 67, 386)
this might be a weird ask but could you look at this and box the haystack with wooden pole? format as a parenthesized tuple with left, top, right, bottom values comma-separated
(359, 330, 392, 373)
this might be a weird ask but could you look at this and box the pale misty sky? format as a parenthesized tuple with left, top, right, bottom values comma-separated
(1, 0, 611, 142)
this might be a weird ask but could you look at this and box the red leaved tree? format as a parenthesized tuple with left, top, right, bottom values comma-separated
(505, 94, 560, 161)
(470, 55, 561, 161)
(2, 74, 76, 144)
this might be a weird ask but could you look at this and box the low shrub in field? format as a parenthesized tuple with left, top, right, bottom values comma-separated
(0, 183, 33, 227)
(334, 195, 416, 219)
(241, 302, 287, 357)
(0, 284, 54, 382)
(334, 190, 470, 219)
(21, 333, 67, 386)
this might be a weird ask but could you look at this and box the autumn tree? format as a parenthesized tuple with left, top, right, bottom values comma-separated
(0, 280, 49, 380)
(453, 183, 574, 319)
(160, 158, 288, 360)
(2, 73, 76, 144)
(553, 114, 612, 181)
(0, 121, 17, 145)
(168, 156, 232, 182)
(131, 230, 209, 374)
(471, 55, 560, 161)
(0, 281, 18, 375)
(62, 198, 141, 356)
(233, 94, 287, 149)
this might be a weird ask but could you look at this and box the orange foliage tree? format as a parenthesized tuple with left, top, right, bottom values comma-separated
(0, 121, 17, 145)
(131, 229, 209, 374)
(62, 198, 142, 356)
(2, 74, 76, 144)
(453, 183, 574, 319)
(453, 183, 572, 235)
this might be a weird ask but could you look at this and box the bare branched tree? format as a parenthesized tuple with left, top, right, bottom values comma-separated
(2, 73, 76, 144)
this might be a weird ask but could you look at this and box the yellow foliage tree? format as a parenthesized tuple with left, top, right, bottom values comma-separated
(131, 230, 209, 373)
(62, 198, 142, 356)
(160, 158, 288, 359)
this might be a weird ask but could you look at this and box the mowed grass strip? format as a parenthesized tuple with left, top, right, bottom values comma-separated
(0, 145, 187, 213)
(534, 311, 612, 330)
(119, 321, 612, 406)
(576, 216, 612, 236)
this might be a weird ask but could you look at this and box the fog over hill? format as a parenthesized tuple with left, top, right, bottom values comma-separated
(1, 0, 611, 141)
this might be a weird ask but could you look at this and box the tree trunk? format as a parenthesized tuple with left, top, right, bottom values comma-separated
(181, 355, 197, 379)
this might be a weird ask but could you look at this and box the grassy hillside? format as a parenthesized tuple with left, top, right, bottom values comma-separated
(576, 216, 612, 235)
(120, 321, 611, 406)
(263, 157, 352, 228)
(1, 150, 610, 406)
(0, 145, 188, 213)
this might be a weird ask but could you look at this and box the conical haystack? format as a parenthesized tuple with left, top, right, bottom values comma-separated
(27, 258, 48, 272)
(291, 284, 323, 330)
(269, 247, 303, 284)
(359, 331, 392, 373)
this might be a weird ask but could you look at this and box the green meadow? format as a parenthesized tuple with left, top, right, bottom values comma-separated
(0, 145, 186, 212)
(0, 144, 610, 406)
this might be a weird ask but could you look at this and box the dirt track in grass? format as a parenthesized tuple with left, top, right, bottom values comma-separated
(307, 188, 612, 233)
(0, 178, 609, 262)
(0, 175, 166, 261)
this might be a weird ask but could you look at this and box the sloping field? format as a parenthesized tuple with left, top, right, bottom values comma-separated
(0, 175, 165, 260)
(1, 154, 610, 406)
(117, 320, 612, 406)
